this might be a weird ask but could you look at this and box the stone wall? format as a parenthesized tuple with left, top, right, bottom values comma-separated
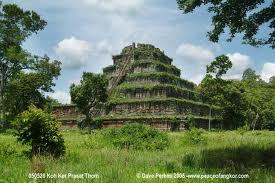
(108, 100, 212, 117)
(52, 105, 84, 127)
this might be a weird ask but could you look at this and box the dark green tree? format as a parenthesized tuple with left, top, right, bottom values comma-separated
(0, 2, 60, 128)
(198, 56, 249, 129)
(269, 76, 275, 87)
(4, 56, 61, 121)
(177, 0, 275, 48)
(43, 96, 61, 113)
(13, 105, 65, 157)
(241, 73, 275, 130)
(0, 2, 46, 126)
(242, 68, 260, 81)
(70, 72, 108, 129)
(206, 55, 232, 79)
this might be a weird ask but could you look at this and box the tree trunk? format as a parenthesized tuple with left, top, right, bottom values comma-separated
(252, 113, 259, 131)
(0, 70, 4, 129)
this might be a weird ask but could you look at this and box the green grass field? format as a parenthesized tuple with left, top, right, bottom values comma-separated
(0, 129, 274, 183)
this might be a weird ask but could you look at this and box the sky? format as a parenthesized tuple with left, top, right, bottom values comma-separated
(3, 0, 275, 104)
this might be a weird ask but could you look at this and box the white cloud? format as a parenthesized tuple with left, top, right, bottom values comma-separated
(83, 0, 144, 13)
(176, 43, 215, 62)
(96, 39, 113, 54)
(175, 43, 253, 83)
(54, 37, 91, 69)
(261, 62, 275, 82)
(48, 91, 71, 104)
(190, 74, 205, 85)
(224, 53, 251, 79)
(176, 43, 215, 84)
(69, 78, 81, 85)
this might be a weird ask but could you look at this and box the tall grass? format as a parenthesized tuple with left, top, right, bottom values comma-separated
(0, 129, 274, 183)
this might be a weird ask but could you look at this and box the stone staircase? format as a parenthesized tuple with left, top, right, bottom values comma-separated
(107, 53, 134, 96)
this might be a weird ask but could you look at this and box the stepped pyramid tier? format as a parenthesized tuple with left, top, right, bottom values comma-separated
(99, 43, 220, 130)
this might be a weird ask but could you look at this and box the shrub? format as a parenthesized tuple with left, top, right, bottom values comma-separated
(170, 117, 181, 131)
(184, 115, 195, 130)
(13, 105, 65, 157)
(78, 118, 103, 132)
(103, 123, 169, 150)
(183, 128, 207, 145)
(237, 125, 250, 135)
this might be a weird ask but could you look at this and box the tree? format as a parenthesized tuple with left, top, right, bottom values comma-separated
(198, 56, 249, 129)
(4, 56, 61, 121)
(198, 75, 246, 129)
(242, 68, 259, 81)
(0, 2, 60, 128)
(206, 55, 232, 79)
(177, 0, 275, 48)
(13, 105, 65, 157)
(240, 73, 275, 130)
(269, 76, 275, 86)
(43, 96, 61, 113)
(70, 72, 108, 129)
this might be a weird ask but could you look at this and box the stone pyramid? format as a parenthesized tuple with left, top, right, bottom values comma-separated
(100, 43, 218, 130)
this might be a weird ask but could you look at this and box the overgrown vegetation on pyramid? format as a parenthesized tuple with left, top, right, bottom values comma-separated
(100, 43, 219, 130)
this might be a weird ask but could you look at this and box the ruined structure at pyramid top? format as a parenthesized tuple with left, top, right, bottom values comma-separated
(112, 43, 173, 65)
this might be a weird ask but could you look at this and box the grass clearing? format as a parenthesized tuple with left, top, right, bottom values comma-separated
(0, 129, 274, 183)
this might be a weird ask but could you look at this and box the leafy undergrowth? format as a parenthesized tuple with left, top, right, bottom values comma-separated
(0, 129, 274, 183)
(102, 123, 169, 150)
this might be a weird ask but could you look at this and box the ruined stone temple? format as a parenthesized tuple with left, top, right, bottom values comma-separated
(53, 43, 219, 130)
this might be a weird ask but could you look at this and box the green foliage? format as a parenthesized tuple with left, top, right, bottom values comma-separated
(4, 56, 61, 121)
(241, 78, 275, 130)
(12, 105, 65, 157)
(183, 128, 207, 145)
(70, 72, 108, 128)
(237, 125, 250, 136)
(206, 55, 232, 79)
(132, 60, 181, 76)
(126, 72, 195, 90)
(242, 68, 260, 81)
(115, 83, 198, 101)
(103, 65, 116, 74)
(269, 76, 275, 86)
(177, 0, 275, 48)
(0, 2, 60, 129)
(103, 123, 170, 150)
(1, 130, 275, 182)
(199, 76, 249, 129)
(199, 66, 275, 130)
(169, 117, 181, 131)
(132, 44, 172, 64)
(185, 115, 195, 129)
(183, 144, 275, 169)
(43, 96, 61, 113)
(78, 118, 103, 130)
(108, 97, 215, 114)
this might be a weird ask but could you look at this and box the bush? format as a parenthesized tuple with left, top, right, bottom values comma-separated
(184, 115, 195, 130)
(183, 128, 207, 145)
(237, 125, 250, 135)
(170, 117, 181, 131)
(13, 105, 65, 157)
(103, 123, 169, 150)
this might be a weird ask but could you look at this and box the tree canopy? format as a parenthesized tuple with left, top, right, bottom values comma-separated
(70, 72, 108, 129)
(198, 59, 275, 130)
(0, 2, 61, 128)
(177, 0, 275, 48)
(206, 55, 232, 79)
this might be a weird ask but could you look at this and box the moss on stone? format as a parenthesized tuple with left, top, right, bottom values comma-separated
(132, 60, 181, 76)
(126, 72, 196, 90)
(103, 65, 116, 73)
